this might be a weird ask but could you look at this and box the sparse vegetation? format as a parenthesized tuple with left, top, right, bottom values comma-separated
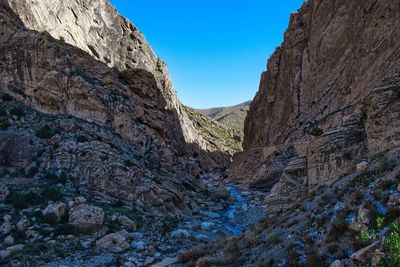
(380, 224, 400, 267)
(41, 187, 63, 202)
(36, 125, 55, 139)
(10, 107, 25, 117)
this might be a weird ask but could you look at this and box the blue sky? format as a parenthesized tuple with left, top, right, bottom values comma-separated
(111, 1, 304, 109)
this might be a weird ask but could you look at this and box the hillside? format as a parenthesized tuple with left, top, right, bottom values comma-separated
(196, 101, 251, 139)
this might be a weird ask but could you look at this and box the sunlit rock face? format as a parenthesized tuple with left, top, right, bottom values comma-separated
(232, 0, 400, 200)
(0, 0, 234, 215)
(6, 0, 232, 167)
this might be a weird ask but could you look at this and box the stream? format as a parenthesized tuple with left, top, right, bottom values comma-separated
(175, 185, 266, 242)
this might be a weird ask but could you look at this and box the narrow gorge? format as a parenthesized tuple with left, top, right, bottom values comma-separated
(0, 0, 399, 266)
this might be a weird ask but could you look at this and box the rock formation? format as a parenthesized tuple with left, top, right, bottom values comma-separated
(0, 0, 232, 215)
(232, 0, 400, 202)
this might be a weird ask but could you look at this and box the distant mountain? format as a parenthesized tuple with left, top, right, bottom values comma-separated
(196, 101, 251, 139)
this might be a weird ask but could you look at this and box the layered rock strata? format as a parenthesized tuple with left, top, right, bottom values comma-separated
(232, 0, 400, 203)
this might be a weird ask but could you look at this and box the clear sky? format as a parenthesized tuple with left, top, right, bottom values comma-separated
(110, 1, 304, 109)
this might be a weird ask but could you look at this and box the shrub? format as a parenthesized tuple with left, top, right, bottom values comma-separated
(24, 191, 42, 205)
(76, 135, 88, 143)
(328, 216, 348, 240)
(9, 107, 25, 117)
(111, 199, 124, 208)
(36, 125, 54, 139)
(28, 166, 39, 177)
(2, 94, 13, 101)
(54, 224, 77, 236)
(0, 108, 6, 117)
(124, 160, 134, 167)
(161, 216, 179, 233)
(6, 192, 29, 209)
(0, 120, 10, 130)
(178, 248, 207, 263)
(380, 224, 400, 267)
(41, 187, 63, 202)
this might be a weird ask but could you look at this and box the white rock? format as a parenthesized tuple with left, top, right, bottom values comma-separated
(16, 218, 30, 232)
(6, 244, 24, 253)
(118, 215, 137, 231)
(171, 229, 191, 239)
(96, 233, 130, 253)
(131, 240, 145, 251)
(200, 221, 215, 230)
(3, 214, 11, 222)
(0, 222, 12, 235)
(42, 202, 66, 222)
(68, 204, 104, 233)
(357, 161, 369, 172)
(0, 250, 11, 260)
(3, 235, 14, 246)
(131, 232, 143, 240)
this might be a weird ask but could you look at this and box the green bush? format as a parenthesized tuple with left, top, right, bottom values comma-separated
(0, 120, 10, 131)
(9, 107, 25, 118)
(41, 187, 63, 202)
(36, 125, 54, 139)
(2, 94, 13, 101)
(380, 224, 400, 267)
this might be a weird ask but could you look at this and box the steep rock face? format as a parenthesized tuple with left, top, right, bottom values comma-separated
(6, 0, 226, 165)
(232, 0, 400, 198)
(0, 2, 219, 214)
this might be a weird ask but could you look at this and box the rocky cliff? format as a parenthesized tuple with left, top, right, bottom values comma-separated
(0, 0, 234, 217)
(231, 0, 400, 197)
(5, 0, 231, 167)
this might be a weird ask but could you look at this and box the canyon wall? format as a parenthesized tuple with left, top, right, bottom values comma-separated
(5, 0, 233, 166)
(0, 0, 232, 214)
(232, 0, 400, 201)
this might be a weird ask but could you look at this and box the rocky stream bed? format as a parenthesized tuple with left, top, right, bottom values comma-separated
(35, 183, 266, 267)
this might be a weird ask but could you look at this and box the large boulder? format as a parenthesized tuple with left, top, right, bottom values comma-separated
(42, 203, 67, 222)
(68, 204, 104, 233)
(96, 232, 130, 253)
(118, 215, 137, 231)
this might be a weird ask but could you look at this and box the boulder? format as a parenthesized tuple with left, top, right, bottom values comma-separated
(3, 235, 14, 246)
(42, 202, 66, 222)
(171, 229, 190, 239)
(330, 260, 344, 267)
(118, 215, 137, 231)
(0, 221, 12, 235)
(351, 241, 380, 263)
(16, 218, 30, 232)
(388, 193, 400, 208)
(0, 250, 11, 260)
(68, 204, 104, 233)
(131, 240, 145, 251)
(96, 233, 130, 253)
(200, 221, 215, 231)
(132, 232, 143, 240)
(356, 162, 369, 172)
